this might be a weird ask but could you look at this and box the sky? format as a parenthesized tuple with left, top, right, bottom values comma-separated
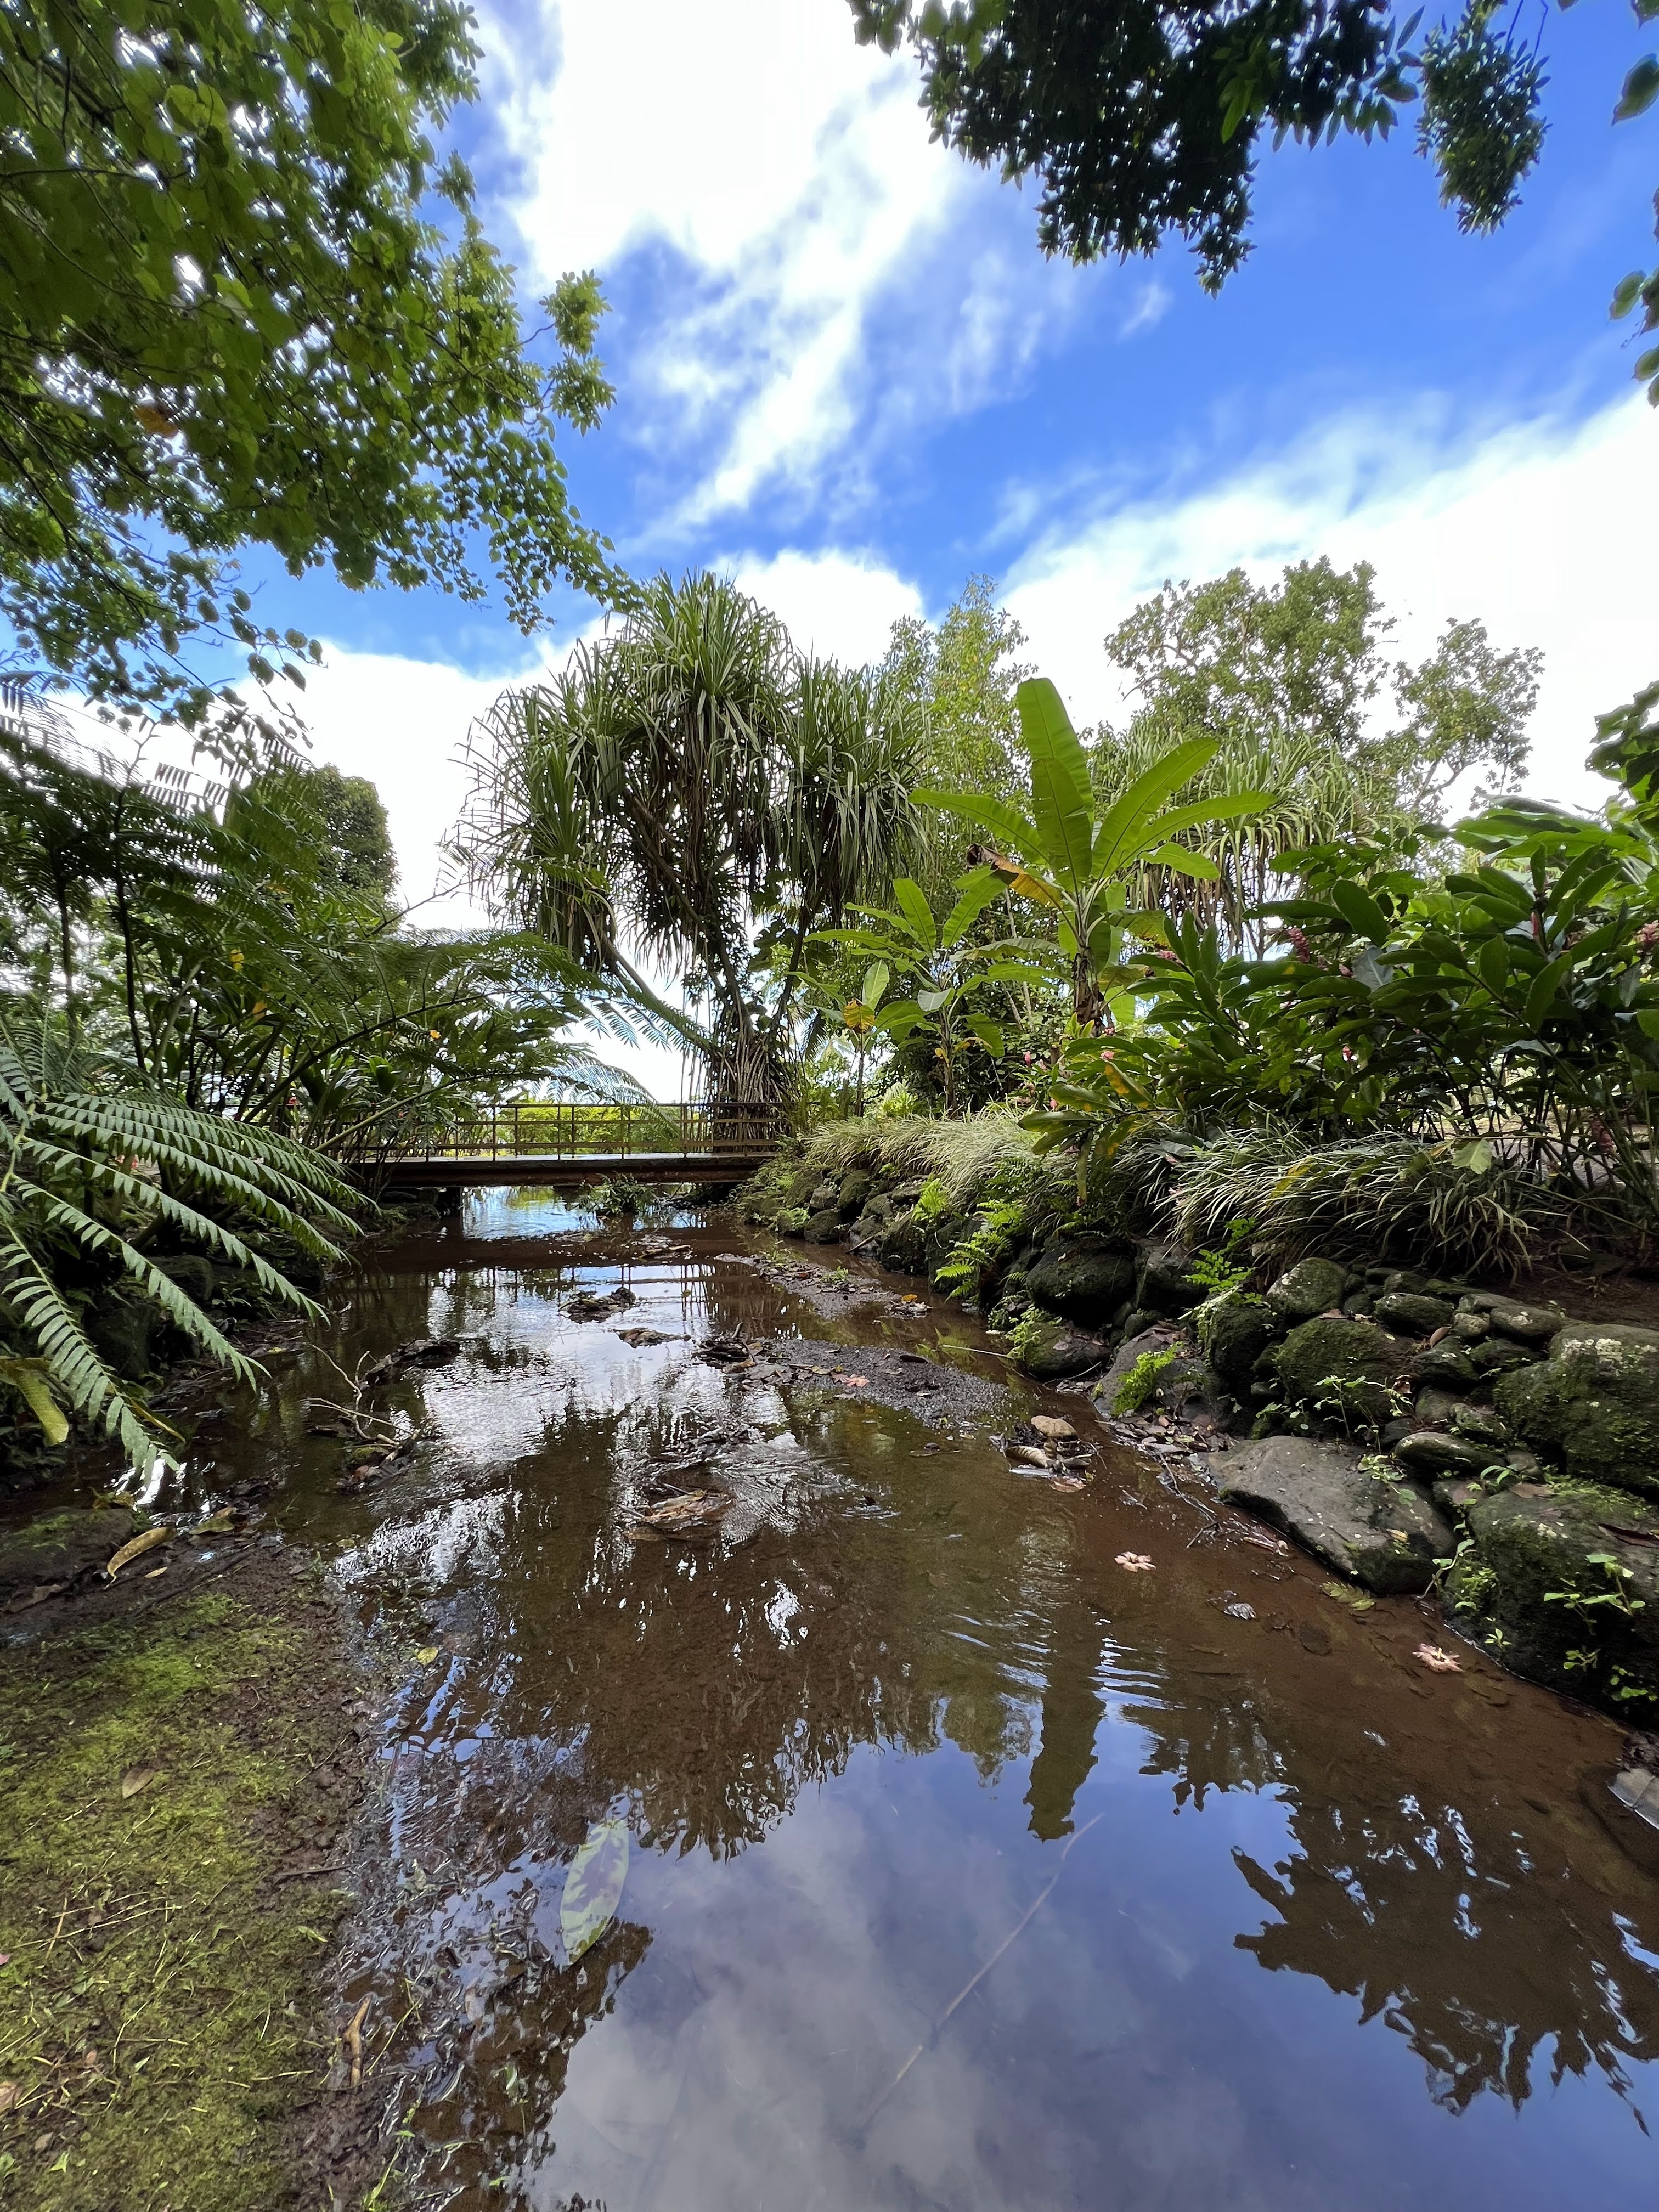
(222, 1, 1657, 1073)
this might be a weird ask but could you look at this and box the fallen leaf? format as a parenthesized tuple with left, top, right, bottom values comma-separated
(415, 1646, 439, 1665)
(1115, 1551, 1155, 1572)
(143, 1564, 168, 1579)
(561, 1816, 629, 1963)
(104, 1526, 172, 1579)
(0, 2080, 18, 2113)
(842, 1375, 870, 1387)
(1049, 1475, 1086, 1492)
(614, 1327, 678, 1347)
(190, 1506, 236, 1534)
(1320, 1579, 1375, 1613)
(120, 1766, 157, 1798)
(1415, 1644, 1463, 1673)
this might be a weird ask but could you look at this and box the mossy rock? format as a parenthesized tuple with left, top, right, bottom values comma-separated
(777, 1206, 810, 1238)
(1009, 1314, 1104, 1381)
(837, 1170, 873, 1219)
(1274, 1315, 1405, 1431)
(1135, 1243, 1204, 1314)
(154, 1252, 217, 1307)
(1374, 1289, 1453, 1336)
(1217, 1434, 1453, 1593)
(86, 1283, 156, 1380)
(1450, 1482, 1659, 1713)
(803, 1208, 844, 1245)
(878, 1210, 929, 1276)
(1199, 1290, 1277, 1391)
(1496, 1328, 1659, 1497)
(1265, 1257, 1348, 1322)
(1024, 1235, 1138, 1325)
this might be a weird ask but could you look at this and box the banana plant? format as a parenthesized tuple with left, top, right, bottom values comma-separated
(838, 959, 889, 1115)
(919, 675, 1268, 1026)
(814, 871, 1049, 1115)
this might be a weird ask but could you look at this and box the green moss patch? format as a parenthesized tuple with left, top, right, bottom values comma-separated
(0, 1574, 356, 2209)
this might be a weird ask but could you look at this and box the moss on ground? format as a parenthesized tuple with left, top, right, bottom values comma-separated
(0, 1578, 354, 2209)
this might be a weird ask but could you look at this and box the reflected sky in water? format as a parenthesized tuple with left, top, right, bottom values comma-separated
(199, 1202, 1659, 2209)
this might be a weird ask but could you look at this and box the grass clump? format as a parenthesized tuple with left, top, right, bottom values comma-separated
(0, 1585, 354, 2210)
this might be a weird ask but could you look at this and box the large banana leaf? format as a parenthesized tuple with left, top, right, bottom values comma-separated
(1091, 737, 1218, 876)
(1017, 678, 1096, 890)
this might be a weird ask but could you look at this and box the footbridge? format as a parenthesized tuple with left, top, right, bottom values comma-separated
(348, 1101, 783, 1191)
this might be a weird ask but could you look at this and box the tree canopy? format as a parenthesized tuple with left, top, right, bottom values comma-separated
(1093, 556, 1541, 940)
(853, 2, 1659, 402)
(0, 1, 622, 744)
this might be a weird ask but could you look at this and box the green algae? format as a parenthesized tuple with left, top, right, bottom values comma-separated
(0, 1583, 354, 2209)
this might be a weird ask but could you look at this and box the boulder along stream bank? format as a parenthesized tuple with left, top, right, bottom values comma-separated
(3, 1187, 1659, 2209)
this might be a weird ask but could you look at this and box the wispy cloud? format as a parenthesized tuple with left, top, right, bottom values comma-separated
(482, 0, 1086, 528)
(1003, 395, 1659, 810)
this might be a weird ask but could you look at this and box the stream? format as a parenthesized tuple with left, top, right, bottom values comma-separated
(182, 1194, 1659, 2208)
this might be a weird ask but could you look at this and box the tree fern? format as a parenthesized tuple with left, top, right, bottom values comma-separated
(0, 1017, 356, 1474)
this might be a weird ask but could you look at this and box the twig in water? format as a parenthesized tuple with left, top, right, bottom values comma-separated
(860, 1812, 1104, 2133)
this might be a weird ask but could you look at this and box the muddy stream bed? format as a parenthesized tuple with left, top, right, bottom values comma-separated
(126, 1195, 1659, 2205)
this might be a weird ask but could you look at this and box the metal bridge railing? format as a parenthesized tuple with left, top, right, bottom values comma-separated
(373, 1099, 782, 1165)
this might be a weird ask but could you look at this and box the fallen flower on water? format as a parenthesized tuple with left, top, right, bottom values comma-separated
(1115, 1551, 1155, 1572)
(1415, 1644, 1462, 1673)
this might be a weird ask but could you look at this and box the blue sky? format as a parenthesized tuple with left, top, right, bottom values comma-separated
(253, 0, 1658, 929)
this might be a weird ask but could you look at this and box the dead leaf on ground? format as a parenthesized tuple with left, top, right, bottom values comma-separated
(1115, 1551, 1155, 1572)
(104, 1526, 172, 1579)
(840, 1374, 870, 1387)
(120, 1766, 157, 1798)
(1049, 1475, 1086, 1492)
(614, 1327, 678, 1347)
(1415, 1643, 1463, 1673)
(0, 2080, 19, 2113)
(415, 1646, 439, 1665)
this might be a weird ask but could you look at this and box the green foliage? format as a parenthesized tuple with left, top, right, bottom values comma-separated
(851, 0, 1420, 287)
(0, 715, 630, 1153)
(0, 2, 622, 741)
(1113, 1346, 1177, 1416)
(456, 573, 924, 1102)
(1096, 560, 1539, 947)
(814, 867, 1050, 1113)
(0, 1018, 354, 1471)
(881, 577, 1032, 902)
(1417, 8, 1548, 231)
(923, 675, 1265, 1026)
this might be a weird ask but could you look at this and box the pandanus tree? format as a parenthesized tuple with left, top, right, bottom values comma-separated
(455, 573, 924, 1104)
(921, 676, 1267, 1027)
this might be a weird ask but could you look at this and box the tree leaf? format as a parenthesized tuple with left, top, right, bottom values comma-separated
(890, 878, 938, 951)
(1015, 678, 1096, 887)
(561, 1816, 630, 1963)
(1330, 881, 1390, 941)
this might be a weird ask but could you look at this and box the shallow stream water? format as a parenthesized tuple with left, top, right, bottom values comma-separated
(187, 1195, 1659, 2207)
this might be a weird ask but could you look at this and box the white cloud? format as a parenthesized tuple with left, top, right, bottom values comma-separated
(485, 1, 1072, 524)
(725, 546, 922, 664)
(1003, 395, 1659, 812)
(294, 646, 524, 927)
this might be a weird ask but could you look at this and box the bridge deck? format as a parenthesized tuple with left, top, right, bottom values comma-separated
(370, 1150, 772, 1189)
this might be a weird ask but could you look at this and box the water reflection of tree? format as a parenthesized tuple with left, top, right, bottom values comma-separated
(360, 1253, 1659, 2140)
(1232, 1792, 1659, 2113)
